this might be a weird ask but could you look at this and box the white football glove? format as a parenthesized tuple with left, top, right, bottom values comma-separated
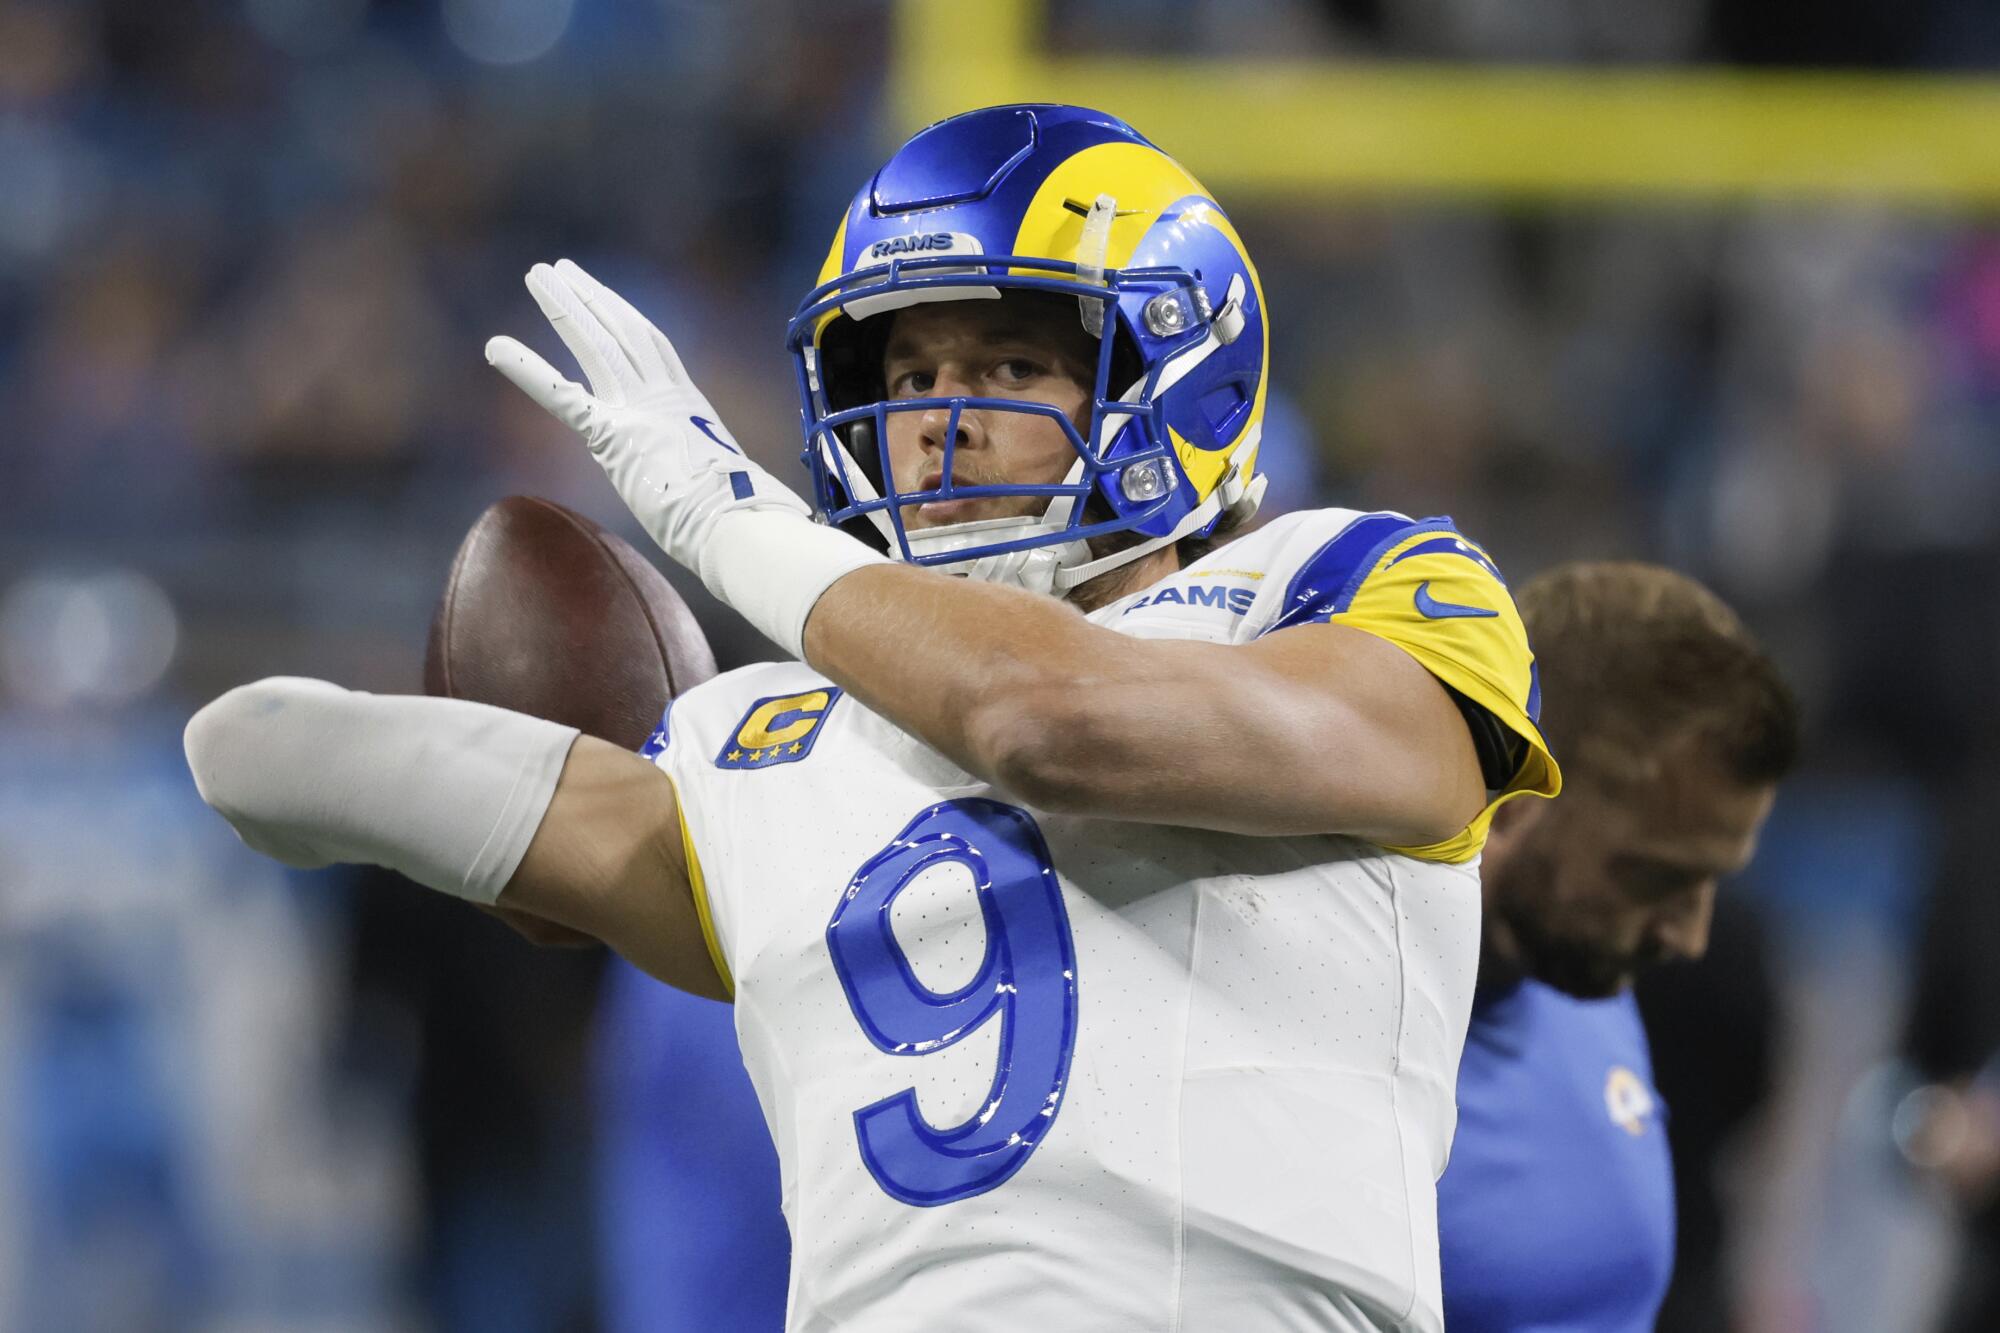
(487, 258, 811, 550)
(487, 259, 883, 657)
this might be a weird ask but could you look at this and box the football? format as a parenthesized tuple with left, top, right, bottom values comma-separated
(424, 494, 718, 751)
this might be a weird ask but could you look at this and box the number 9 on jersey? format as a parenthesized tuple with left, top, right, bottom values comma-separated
(826, 798, 1080, 1206)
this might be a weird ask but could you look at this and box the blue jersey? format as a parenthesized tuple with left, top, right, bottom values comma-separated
(1437, 981, 1674, 1332)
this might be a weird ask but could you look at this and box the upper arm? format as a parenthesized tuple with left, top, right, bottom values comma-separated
(1259, 517, 1561, 858)
(969, 517, 1557, 850)
(502, 733, 731, 1000)
(984, 615, 1509, 844)
(1214, 618, 1492, 845)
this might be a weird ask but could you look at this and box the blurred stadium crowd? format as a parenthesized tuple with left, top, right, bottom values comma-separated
(3, 1, 1999, 1330)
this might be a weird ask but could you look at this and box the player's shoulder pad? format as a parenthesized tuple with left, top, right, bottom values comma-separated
(1193, 506, 1389, 583)
(1156, 506, 1382, 603)
(1254, 509, 1511, 634)
(1254, 510, 1530, 713)
(1254, 511, 1561, 862)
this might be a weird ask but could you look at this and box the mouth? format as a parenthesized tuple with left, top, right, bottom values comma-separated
(908, 469, 984, 525)
(900, 467, 1057, 530)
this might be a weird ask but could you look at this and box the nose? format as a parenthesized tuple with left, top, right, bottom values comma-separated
(1648, 884, 1717, 963)
(916, 369, 986, 461)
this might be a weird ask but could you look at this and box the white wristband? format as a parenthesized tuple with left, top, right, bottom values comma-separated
(185, 678, 579, 905)
(695, 508, 889, 659)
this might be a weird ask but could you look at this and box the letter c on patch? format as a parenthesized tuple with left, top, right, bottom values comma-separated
(738, 690, 833, 749)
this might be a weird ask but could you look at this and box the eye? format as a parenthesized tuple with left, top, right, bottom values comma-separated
(890, 369, 934, 397)
(993, 358, 1043, 384)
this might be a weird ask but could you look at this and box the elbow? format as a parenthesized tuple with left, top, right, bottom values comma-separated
(1368, 750, 1490, 849)
(185, 676, 343, 824)
(1391, 803, 1478, 852)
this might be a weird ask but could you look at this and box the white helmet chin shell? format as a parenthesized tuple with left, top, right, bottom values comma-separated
(906, 524, 1092, 595)
(819, 431, 1100, 594)
(900, 460, 1093, 594)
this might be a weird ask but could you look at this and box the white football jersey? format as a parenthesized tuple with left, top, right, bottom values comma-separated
(645, 508, 1556, 1332)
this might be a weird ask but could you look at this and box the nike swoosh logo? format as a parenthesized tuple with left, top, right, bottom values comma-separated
(690, 415, 741, 454)
(1414, 581, 1498, 619)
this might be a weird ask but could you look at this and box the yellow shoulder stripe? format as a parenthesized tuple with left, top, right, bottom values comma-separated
(1322, 528, 1562, 863)
(670, 777, 735, 997)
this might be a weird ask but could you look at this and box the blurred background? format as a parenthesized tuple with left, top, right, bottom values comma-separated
(4, 0, 1999, 1329)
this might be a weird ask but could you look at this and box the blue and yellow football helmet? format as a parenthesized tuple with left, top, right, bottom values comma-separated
(785, 104, 1270, 593)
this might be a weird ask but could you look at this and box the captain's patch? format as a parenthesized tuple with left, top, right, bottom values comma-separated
(717, 688, 843, 770)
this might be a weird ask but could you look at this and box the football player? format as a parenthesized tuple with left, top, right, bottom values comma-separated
(186, 105, 1558, 1331)
(1437, 562, 1798, 1331)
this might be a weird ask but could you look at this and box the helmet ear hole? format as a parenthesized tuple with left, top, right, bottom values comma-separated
(820, 313, 894, 415)
(842, 418, 884, 492)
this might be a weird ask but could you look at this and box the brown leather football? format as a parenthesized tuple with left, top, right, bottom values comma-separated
(425, 495, 718, 751)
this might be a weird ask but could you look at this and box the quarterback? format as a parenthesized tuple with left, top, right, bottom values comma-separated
(185, 106, 1557, 1331)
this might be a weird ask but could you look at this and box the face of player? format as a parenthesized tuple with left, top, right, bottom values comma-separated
(880, 294, 1099, 529)
(1481, 741, 1777, 999)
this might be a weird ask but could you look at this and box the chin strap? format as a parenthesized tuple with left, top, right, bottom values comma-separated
(904, 457, 1092, 594)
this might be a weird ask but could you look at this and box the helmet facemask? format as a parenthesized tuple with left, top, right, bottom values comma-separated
(791, 255, 1232, 596)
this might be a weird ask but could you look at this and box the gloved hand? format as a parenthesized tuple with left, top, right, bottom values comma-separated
(486, 258, 812, 556)
(488, 259, 882, 657)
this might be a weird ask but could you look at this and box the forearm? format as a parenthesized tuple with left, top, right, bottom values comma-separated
(802, 562, 1120, 783)
(802, 566, 1484, 840)
(1001, 630, 1486, 840)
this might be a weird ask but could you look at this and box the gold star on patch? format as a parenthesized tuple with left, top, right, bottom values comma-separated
(789, 742, 804, 754)
(726, 749, 743, 762)
(748, 748, 765, 762)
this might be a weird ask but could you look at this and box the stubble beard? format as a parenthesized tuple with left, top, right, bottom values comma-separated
(1486, 842, 1639, 1001)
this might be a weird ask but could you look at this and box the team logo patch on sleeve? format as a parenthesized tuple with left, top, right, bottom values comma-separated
(717, 688, 843, 770)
